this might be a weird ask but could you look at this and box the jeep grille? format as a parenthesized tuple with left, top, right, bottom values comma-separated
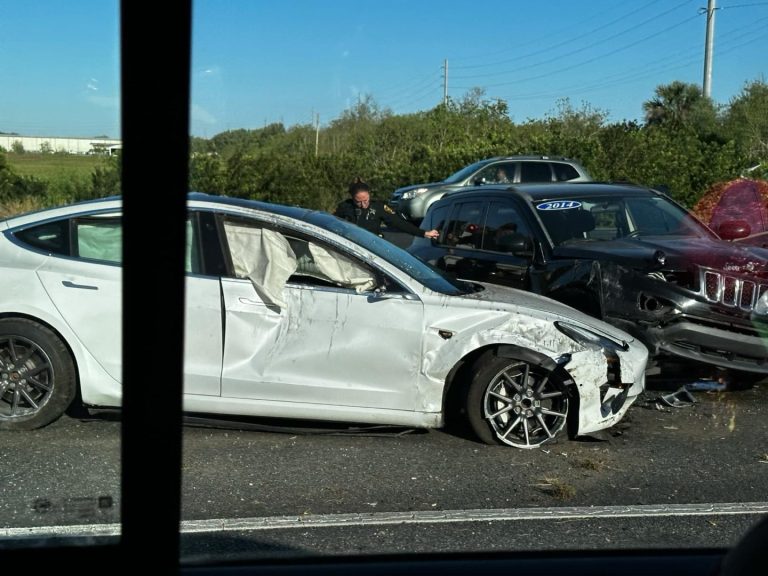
(701, 268, 768, 311)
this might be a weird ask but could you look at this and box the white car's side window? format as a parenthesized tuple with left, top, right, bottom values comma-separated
(288, 236, 338, 286)
(287, 236, 386, 293)
(76, 219, 122, 263)
(223, 220, 297, 308)
(13, 220, 69, 255)
(304, 240, 376, 293)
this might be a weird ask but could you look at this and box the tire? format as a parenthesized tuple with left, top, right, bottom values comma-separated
(466, 351, 569, 449)
(0, 318, 76, 431)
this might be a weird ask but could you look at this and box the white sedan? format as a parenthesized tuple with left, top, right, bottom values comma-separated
(0, 193, 648, 448)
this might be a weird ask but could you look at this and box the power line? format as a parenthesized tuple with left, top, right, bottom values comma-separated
(450, 0, 694, 73)
(452, 14, 700, 91)
(261, 1, 767, 128)
(449, 0, 673, 69)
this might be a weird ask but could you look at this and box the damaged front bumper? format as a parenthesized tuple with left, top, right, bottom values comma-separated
(602, 267, 768, 375)
(651, 319, 768, 373)
(563, 341, 647, 436)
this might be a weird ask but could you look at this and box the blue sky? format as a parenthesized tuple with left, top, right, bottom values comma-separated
(1, 1, 766, 139)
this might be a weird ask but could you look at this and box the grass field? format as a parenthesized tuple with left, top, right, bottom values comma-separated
(6, 153, 106, 181)
(1, 153, 116, 218)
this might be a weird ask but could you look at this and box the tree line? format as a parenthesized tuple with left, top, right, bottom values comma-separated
(2, 80, 766, 217)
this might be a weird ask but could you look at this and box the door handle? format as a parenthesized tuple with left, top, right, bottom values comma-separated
(238, 297, 262, 305)
(61, 280, 98, 290)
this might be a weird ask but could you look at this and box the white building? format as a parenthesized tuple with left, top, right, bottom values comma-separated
(0, 135, 122, 155)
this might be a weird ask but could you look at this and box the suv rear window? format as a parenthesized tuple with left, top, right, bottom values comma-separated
(520, 162, 552, 182)
(553, 163, 580, 181)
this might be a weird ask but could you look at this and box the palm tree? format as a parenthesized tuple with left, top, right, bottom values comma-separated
(643, 81, 715, 128)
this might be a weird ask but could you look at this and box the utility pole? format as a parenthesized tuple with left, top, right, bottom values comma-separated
(443, 59, 448, 106)
(702, 0, 716, 98)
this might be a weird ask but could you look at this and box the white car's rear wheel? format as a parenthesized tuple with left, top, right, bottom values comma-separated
(467, 352, 569, 449)
(0, 319, 76, 430)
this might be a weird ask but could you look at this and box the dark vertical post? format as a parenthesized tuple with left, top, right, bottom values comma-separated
(120, 0, 191, 569)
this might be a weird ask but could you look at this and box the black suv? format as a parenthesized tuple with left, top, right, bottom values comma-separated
(408, 182, 768, 382)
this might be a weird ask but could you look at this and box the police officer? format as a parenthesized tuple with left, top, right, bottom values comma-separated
(334, 178, 439, 239)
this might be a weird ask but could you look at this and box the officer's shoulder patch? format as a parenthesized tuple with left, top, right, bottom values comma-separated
(383, 204, 395, 214)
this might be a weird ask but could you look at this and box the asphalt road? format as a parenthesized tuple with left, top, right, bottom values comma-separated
(1, 379, 767, 560)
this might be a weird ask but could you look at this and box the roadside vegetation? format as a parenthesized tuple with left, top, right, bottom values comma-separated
(0, 150, 119, 218)
(8, 152, 104, 180)
(1, 79, 767, 218)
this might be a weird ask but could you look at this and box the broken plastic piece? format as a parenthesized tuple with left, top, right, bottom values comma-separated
(658, 387, 697, 408)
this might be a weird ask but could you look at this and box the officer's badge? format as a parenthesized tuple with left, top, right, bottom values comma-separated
(384, 204, 395, 214)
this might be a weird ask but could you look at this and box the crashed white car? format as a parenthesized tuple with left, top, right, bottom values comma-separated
(0, 193, 647, 448)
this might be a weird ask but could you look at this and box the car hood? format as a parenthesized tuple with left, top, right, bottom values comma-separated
(458, 281, 634, 343)
(555, 236, 768, 279)
(395, 182, 451, 193)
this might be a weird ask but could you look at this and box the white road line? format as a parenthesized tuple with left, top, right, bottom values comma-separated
(4, 501, 768, 539)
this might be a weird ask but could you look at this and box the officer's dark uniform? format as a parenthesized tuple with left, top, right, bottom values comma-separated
(334, 198, 425, 237)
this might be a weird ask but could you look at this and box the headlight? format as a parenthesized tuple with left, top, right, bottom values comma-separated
(756, 291, 768, 316)
(555, 322, 628, 352)
(401, 187, 429, 200)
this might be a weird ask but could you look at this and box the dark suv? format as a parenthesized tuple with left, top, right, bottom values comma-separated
(408, 182, 768, 382)
(389, 155, 591, 223)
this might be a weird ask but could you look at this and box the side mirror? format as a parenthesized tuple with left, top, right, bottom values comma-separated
(718, 220, 751, 241)
(373, 286, 391, 298)
(371, 286, 419, 302)
(497, 233, 534, 256)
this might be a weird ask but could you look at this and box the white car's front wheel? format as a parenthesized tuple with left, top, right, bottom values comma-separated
(467, 351, 569, 449)
(0, 319, 76, 430)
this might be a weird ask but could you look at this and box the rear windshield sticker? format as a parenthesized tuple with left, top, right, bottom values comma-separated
(536, 201, 582, 211)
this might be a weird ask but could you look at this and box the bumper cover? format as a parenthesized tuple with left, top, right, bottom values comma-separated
(656, 320, 768, 374)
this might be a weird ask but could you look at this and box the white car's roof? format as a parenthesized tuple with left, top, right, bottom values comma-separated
(2, 196, 123, 228)
(2, 193, 315, 228)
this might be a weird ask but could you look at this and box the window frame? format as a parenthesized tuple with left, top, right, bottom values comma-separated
(2, 2, 190, 569)
(2, 2, 744, 573)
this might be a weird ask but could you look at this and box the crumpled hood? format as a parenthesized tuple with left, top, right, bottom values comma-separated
(457, 281, 633, 343)
(555, 236, 768, 279)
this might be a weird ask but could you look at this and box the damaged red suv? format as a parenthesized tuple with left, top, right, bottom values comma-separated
(408, 182, 768, 385)
(693, 178, 768, 249)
